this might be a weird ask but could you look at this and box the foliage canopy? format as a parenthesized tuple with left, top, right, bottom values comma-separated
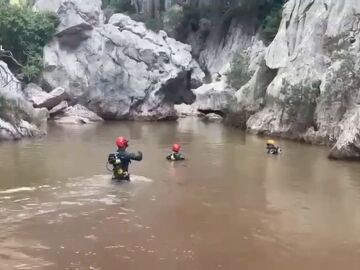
(0, 3, 57, 82)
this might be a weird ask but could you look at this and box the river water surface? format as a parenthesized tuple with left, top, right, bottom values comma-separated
(0, 118, 360, 270)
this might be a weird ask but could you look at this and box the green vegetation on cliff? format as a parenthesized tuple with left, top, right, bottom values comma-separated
(226, 51, 252, 89)
(102, 0, 135, 13)
(101, 0, 285, 40)
(260, 0, 283, 42)
(0, 3, 57, 82)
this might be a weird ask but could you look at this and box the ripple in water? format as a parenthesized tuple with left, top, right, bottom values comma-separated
(0, 174, 153, 231)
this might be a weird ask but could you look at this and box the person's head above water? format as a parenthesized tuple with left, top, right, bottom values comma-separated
(172, 143, 181, 153)
(116, 136, 128, 149)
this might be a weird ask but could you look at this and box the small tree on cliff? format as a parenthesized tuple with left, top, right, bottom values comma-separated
(226, 51, 252, 90)
(0, 4, 57, 82)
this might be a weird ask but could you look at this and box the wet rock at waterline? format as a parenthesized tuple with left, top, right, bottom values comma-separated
(54, 104, 103, 125)
(38, 0, 199, 120)
(200, 113, 223, 122)
(174, 104, 198, 118)
(23, 83, 101, 125)
(175, 80, 235, 117)
(175, 80, 235, 118)
(0, 61, 47, 140)
(193, 80, 235, 114)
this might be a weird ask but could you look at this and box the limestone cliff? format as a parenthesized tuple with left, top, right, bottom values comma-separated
(167, 0, 360, 159)
(34, 0, 200, 120)
(0, 61, 47, 140)
(29, 0, 360, 159)
(243, 0, 360, 159)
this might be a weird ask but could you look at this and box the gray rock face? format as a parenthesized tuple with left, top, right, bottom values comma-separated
(175, 79, 235, 118)
(0, 61, 47, 140)
(232, 0, 360, 159)
(39, 0, 198, 120)
(174, 104, 198, 117)
(199, 18, 259, 76)
(34, 0, 103, 28)
(54, 104, 103, 125)
(329, 109, 360, 160)
(193, 80, 235, 113)
(24, 84, 69, 110)
(185, 0, 360, 159)
(34, 0, 104, 48)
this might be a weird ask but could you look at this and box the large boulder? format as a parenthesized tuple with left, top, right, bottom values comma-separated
(175, 79, 236, 118)
(40, 0, 198, 120)
(34, 0, 104, 48)
(193, 80, 236, 114)
(24, 84, 69, 110)
(0, 61, 47, 140)
(34, 0, 103, 30)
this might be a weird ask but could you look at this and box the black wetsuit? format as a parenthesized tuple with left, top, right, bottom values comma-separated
(166, 152, 185, 161)
(266, 145, 281, 155)
(112, 149, 143, 181)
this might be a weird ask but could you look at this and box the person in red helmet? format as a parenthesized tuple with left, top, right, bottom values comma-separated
(166, 143, 185, 161)
(108, 136, 143, 181)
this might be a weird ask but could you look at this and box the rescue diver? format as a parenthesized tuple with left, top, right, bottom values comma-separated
(108, 137, 143, 181)
(166, 144, 185, 161)
(266, 140, 281, 155)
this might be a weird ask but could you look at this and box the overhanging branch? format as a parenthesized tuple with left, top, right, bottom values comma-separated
(0, 45, 21, 87)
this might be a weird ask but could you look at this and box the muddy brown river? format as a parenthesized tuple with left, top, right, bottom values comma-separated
(0, 118, 360, 270)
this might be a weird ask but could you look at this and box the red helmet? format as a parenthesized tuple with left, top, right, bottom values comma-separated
(116, 136, 128, 148)
(172, 143, 181, 153)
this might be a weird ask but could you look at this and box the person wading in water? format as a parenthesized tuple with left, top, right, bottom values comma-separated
(166, 144, 185, 161)
(108, 137, 143, 181)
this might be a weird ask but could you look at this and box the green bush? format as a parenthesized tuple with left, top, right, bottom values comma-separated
(261, 2, 283, 42)
(226, 51, 252, 89)
(100, 0, 284, 43)
(161, 4, 222, 41)
(0, 4, 57, 82)
(102, 0, 135, 13)
(144, 17, 163, 32)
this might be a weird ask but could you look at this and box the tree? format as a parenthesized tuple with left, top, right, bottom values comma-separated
(225, 51, 252, 89)
(0, 4, 57, 82)
(261, 1, 283, 42)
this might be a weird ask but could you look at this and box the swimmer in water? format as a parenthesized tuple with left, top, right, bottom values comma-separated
(266, 140, 282, 155)
(166, 144, 185, 161)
